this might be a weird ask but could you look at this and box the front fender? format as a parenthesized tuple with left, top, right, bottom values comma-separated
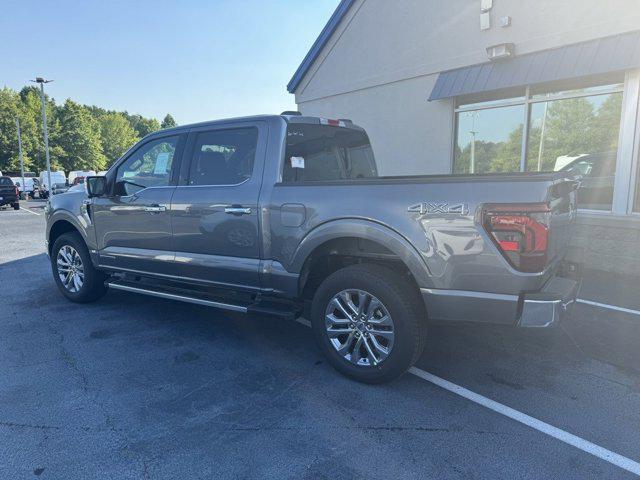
(290, 218, 434, 289)
(46, 194, 97, 259)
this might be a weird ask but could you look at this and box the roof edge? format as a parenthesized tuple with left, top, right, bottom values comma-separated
(287, 0, 356, 94)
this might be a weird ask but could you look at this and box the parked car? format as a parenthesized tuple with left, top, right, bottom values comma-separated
(0, 176, 20, 210)
(68, 170, 96, 185)
(72, 176, 86, 186)
(11, 176, 38, 198)
(39, 170, 68, 198)
(45, 114, 581, 383)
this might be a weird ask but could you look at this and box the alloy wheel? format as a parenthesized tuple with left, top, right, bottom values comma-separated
(324, 289, 395, 367)
(56, 245, 84, 293)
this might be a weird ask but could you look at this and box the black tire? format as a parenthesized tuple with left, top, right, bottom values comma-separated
(51, 232, 108, 303)
(310, 264, 427, 384)
(12, 203, 19, 210)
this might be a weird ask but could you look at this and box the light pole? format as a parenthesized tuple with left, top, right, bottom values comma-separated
(16, 117, 25, 199)
(31, 77, 53, 195)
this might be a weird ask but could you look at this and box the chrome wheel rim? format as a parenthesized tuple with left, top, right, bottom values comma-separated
(324, 289, 395, 367)
(56, 245, 84, 293)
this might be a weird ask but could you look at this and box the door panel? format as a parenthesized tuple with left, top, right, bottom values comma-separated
(171, 123, 266, 290)
(92, 134, 183, 275)
(93, 187, 176, 274)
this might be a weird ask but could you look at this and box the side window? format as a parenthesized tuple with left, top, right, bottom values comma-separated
(187, 128, 258, 186)
(115, 136, 179, 196)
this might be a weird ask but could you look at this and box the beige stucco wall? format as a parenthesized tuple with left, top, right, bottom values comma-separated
(294, 0, 640, 174)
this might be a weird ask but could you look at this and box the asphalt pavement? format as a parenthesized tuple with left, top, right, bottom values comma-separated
(1, 200, 639, 479)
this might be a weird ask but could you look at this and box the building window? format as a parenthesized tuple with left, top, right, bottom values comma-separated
(454, 83, 624, 211)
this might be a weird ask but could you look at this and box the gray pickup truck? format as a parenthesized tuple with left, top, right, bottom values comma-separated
(45, 113, 580, 383)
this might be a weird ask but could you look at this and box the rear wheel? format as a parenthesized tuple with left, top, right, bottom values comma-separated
(12, 203, 19, 210)
(51, 232, 107, 302)
(311, 264, 426, 384)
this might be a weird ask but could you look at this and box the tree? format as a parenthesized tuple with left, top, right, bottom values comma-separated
(126, 113, 161, 138)
(0, 88, 21, 172)
(56, 100, 106, 172)
(99, 112, 139, 165)
(161, 113, 177, 129)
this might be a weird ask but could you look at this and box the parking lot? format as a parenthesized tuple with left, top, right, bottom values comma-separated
(1, 201, 639, 479)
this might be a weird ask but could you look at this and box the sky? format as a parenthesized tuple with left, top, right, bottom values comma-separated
(0, 0, 340, 124)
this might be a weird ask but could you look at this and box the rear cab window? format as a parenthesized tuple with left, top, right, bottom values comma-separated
(283, 123, 378, 182)
(0, 177, 14, 186)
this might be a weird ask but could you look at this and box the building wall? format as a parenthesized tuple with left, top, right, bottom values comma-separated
(298, 74, 453, 176)
(295, 0, 640, 176)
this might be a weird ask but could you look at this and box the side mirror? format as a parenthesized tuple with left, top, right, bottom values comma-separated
(86, 176, 106, 198)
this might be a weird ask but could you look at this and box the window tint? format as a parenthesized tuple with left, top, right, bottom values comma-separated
(188, 128, 258, 186)
(0, 177, 14, 186)
(115, 136, 179, 195)
(283, 124, 378, 182)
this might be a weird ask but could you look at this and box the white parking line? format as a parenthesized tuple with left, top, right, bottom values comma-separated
(293, 316, 640, 476)
(20, 206, 40, 216)
(577, 298, 640, 317)
(409, 367, 640, 476)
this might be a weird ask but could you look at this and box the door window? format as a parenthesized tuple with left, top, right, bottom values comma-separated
(115, 136, 179, 195)
(187, 128, 258, 186)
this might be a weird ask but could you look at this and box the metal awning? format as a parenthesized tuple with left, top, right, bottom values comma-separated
(428, 30, 640, 101)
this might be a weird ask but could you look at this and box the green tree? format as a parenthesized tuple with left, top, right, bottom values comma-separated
(161, 113, 177, 129)
(99, 112, 139, 165)
(56, 99, 106, 172)
(0, 88, 21, 172)
(126, 113, 161, 138)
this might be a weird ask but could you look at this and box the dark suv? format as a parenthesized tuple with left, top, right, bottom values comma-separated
(0, 176, 20, 210)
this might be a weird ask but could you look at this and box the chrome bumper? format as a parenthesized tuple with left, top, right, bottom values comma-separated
(420, 276, 579, 328)
(518, 277, 579, 328)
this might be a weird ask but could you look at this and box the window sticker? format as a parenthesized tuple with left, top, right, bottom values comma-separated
(154, 152, 170, 174)
(290, 156, 305, 169)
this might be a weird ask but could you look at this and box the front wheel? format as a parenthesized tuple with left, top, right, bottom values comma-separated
(310, 264, 427, 384)
(51, 232, 108, 303)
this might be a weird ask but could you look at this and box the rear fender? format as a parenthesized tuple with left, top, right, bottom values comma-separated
(289, 219, 434, 290)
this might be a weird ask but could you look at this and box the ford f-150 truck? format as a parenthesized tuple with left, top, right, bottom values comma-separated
(45, 113, 580, 383)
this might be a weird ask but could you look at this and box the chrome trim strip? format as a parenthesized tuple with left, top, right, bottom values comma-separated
(107, 282, 248, 313)
(420, 288, 518, 302)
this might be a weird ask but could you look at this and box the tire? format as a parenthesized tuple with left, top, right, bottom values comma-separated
(51, 232, 108, 303)
(310, 264, 427, 384)
(12, 203, 19, 210)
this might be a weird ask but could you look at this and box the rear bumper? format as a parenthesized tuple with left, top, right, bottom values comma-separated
(420, 274, 579, 328)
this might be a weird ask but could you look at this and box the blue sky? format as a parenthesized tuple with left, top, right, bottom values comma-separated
(0, 0, 339, 124)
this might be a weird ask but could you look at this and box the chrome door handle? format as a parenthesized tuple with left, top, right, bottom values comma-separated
(224, 206, 252, 215)
(144, 204, 167, 212)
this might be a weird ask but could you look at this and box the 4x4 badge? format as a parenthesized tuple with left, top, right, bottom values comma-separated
(408, 202, 469, 215)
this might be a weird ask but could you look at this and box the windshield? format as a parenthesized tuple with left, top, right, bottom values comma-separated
(283, 124, 378, 182)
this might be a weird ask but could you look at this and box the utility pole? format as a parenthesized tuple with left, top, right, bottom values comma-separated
(31, 77, 53, 194)
(16, 117, 25, 199)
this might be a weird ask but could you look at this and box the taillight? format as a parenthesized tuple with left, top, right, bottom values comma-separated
(14, 186, 19, 196)
(482, 203, 551, 273)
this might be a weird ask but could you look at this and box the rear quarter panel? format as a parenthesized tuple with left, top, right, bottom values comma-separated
(265, 175, 566, 296)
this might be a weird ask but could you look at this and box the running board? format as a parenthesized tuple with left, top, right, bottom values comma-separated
(107, 282, 248, 313)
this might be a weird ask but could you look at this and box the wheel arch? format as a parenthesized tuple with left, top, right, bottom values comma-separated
(291, 219, 434, 299)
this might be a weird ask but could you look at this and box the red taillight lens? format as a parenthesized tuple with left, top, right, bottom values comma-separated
(15, 186, 19, 196)
(483, 203, 551, 272)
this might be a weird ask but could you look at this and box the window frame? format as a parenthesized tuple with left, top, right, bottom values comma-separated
(110, 132, 185, 197)
(452, 75, 640, 216)
(178, 121, 267, 189)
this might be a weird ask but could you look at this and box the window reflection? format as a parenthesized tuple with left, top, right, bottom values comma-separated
(526, 92, 622, 210)
(454, 105, 524, 174)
